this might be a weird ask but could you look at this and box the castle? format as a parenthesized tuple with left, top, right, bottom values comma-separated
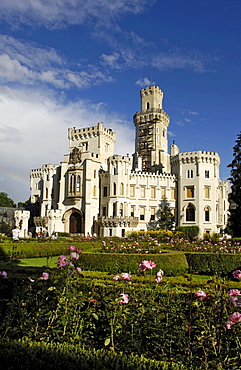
(17, 85, 228, 238)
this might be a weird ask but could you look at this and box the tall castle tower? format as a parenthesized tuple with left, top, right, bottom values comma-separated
(133, 86, 170, 173)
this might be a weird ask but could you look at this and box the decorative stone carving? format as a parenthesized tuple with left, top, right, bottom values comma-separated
(69, 147, 82, 165)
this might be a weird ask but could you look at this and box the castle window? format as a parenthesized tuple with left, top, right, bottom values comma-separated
(77, 176, 80, 192)
(187, 170, 193, 178)
(205, 170, 209, 178)
(93, 185, 96, 197)
(146, 102, 150, 110)
(94, 170, 96, 178)
(120, 183, 124, 195)
(171, 188, 176, 200)
(186, 203, 195, 221)
(205, 206, 210, 222)
(140, 186, 145, 198)
(103, 207, 106, 216)
(130, 206, 134, 217)
(186, 186, 194, 198)
(130, 185, 135, 197)
(113, 202, 117, 217)
(204, 186, 210, 199)
(151, 187, 156, 199)
(161, 188, 166, 199)
(46, 188, 48, 198)
(103, 186, 108, 197)
(119, 203, 123, 216)
(113, 182, 116, 195)
(150, 207, 155, 221)
(140, 207, 145, 221)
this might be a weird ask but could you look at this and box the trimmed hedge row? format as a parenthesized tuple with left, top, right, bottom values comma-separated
(0, 340, 187, 370)
(185, 253, 241, 274)
(79, 252, 188, 276)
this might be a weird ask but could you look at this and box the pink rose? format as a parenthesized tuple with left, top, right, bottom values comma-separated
(113, 275, 120, 281)
(76, 248, 82, 253)
(228, 289, 241, 296)
(57, 255, 68, 267)
(69, 246, 75, 252)
(194, 290, 207, 300)
(229, 311, 241, 324)
(228, 296, 239, 307)
(155, 269, 164, 283)
(70, 252, 79, 261)
(224, 322, 232, 330)
(40, 272, 49, 280)
(121, 273, 132, 281)
(76, 267, 82, 274)
(0, 271, 8, 279)
(232, 270, 241, 279)
(139, 260, 156, 272)
(119, 293, 129, 304)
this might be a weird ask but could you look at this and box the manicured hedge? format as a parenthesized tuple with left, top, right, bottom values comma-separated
(0, 340, 187, 370)
(79, 252, 188, 276)
(185, 253, 241, 274)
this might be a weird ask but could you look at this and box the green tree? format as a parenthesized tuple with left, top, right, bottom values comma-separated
(148, 199, 175, 230)
(18, 198, 31, 209)
(226, 132, 241, 237)
(0, 192, 16, 208)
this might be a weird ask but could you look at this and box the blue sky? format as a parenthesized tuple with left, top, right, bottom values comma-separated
(0, 0, 240, 203)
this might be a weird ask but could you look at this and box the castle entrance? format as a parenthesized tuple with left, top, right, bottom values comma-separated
(69, 212, 82, 233)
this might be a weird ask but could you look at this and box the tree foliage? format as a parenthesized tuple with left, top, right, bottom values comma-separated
(148, 199, 175, 230)
(0, 192, 16, 208)
(226, 132, 241, 237)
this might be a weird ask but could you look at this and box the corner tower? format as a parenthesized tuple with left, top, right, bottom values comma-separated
(133, 86, 170, 173)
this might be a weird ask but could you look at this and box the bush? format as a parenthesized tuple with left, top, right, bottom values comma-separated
(79, 252, 188, 276)
(0, 340, 187, 369)
(185, 253, 241, 275)
(175, 226, 199, 241)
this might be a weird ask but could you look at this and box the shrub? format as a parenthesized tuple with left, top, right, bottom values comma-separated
(0, 340, 187, 369)
(175, 226, 199, 241)
(185, 253, 241, 275)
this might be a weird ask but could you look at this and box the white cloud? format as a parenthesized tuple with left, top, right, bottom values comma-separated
(135, 77, 154, 87)
(184, 118, 192, 122)
(0, 35, 112, 89)
(0, 86, 135, 203)
(0, 0, 155, 29)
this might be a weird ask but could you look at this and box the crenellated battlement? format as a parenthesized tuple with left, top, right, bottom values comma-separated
(68, 122, 116, 142)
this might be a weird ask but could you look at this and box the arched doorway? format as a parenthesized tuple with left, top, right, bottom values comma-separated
(69, 212, 82, 233)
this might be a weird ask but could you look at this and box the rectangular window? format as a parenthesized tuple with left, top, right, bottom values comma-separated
(140, 207, 145, 221)
(151, 187, 156, 199)
(161, 188, 166, 199)
(103, 186, 108, 197)
(204, 186, 210, 198)
(140, 186, 145, 198)
(103, 207, 106, 216)
(130, 185, 135, 197)
(186, 186, 194, 198)
(205, 170, 209, 178)
(150, 207, 155, 221)
(171, 188, 176, 200)
(130, 206, 134, 217)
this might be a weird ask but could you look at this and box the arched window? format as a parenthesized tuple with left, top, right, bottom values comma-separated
(120, 183, 124, 195)
(113, 182, 117, 195)
(46, 188, 48, 198)
(186, 203, 195, 221)
(204, 206, 210, 222)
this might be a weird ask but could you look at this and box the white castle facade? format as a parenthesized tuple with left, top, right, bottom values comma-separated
(24, 85, 228, 238)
